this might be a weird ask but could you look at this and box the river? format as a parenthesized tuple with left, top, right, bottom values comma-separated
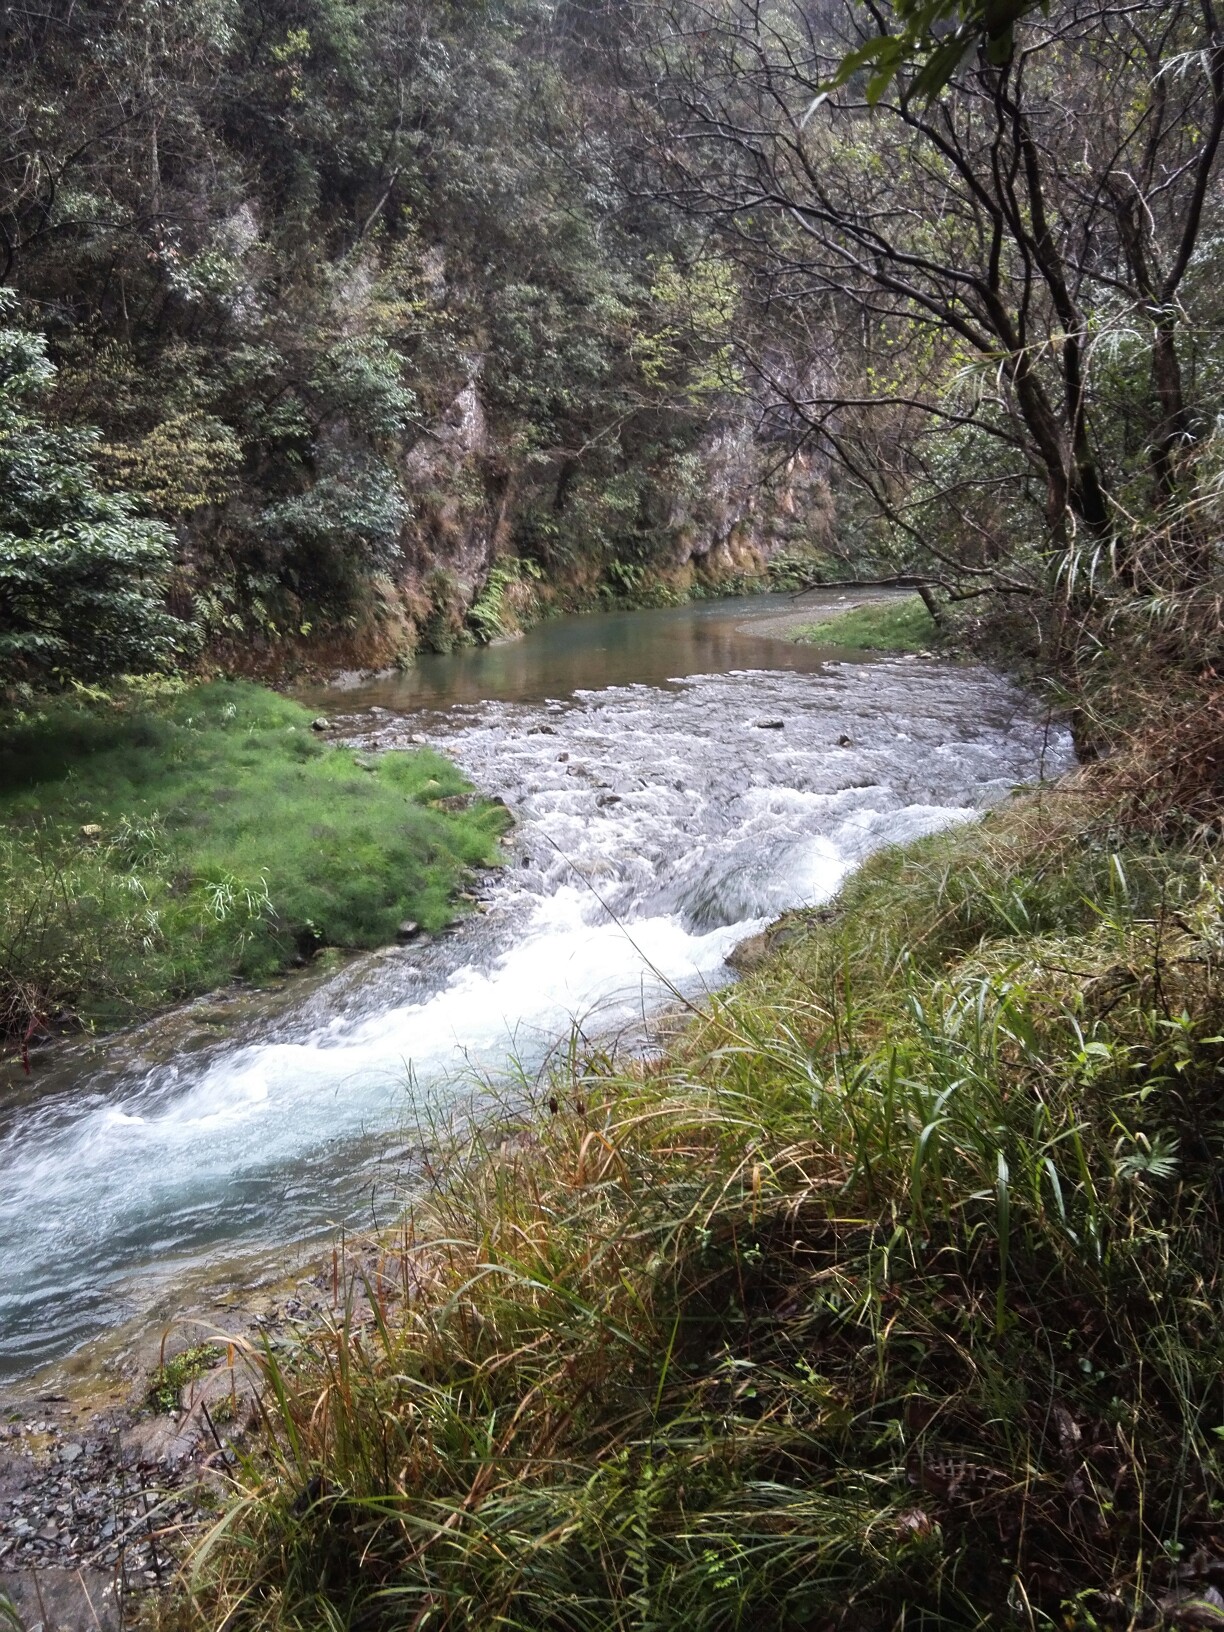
(0, 595, 1073, 1379)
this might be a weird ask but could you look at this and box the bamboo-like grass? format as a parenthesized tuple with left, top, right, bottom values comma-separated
(180, 778, 1224, 1630)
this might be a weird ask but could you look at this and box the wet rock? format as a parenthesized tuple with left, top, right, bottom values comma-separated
(726, 914, 812, 973)
(310, 716, 330, 731)
(753, 719, 784, 730)
(837, 733, 853, 747)
(396, 921, 421, 943)
(725, 932, 771, 973)
(596, 793, 622, 807)
(0, 1567, 121, 1632)
(180, 1361, 260, 1439)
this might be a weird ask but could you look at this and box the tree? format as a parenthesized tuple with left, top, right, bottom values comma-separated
(614, 0, 1224, 603)
(0, 299, 188, 683)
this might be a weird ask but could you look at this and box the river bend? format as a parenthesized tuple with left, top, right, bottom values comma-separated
(0, 602, 1073, 1376)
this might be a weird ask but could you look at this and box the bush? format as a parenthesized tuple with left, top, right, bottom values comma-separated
(0, 297, 191, 684)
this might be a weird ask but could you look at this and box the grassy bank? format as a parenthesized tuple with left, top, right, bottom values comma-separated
(0, 682, 508, 1050)
(795, 594, 938, 651)
(184, 762, 1224, 1630)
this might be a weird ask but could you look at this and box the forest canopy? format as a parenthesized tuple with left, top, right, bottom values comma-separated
(0, 0, 1220, 685)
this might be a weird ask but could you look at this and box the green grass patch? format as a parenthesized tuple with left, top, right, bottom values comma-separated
(794, 594, 936, 651)
(148, 1343, 225, 1414)
(186, 780, 1224, 1631)
(0, 681, 509, 1043)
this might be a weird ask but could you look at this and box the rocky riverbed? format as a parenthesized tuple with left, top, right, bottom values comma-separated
(0, 1243, 400, 1631)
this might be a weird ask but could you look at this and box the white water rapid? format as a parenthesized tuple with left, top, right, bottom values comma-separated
(0, 627, 1074, 1375)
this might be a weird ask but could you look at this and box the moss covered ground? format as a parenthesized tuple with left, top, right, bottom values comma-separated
(795, 594, 938, 651)
(0, 681, 508, 1049)
(183, 761, 1224, 1630)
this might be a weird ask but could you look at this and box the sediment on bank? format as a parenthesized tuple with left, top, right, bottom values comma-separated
(180, 742, 1224, 1630)
(0, 680, 509, 1057)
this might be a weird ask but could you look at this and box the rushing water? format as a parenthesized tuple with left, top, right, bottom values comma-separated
(0, 596, 1073, 1377)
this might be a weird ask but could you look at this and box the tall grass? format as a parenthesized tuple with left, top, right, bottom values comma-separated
(181, 781, 1224, 1630)
(0, 682, 509, 1045)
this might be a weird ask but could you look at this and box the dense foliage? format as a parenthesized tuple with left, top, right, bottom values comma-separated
(3, 0, 1220, 675)
(603, 0, 1224, 661)
(0, 297, 186, 683)
(0, 0, 807, 679)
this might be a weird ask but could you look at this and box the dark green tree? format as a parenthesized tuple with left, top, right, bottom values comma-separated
(0, 300, 189, 683)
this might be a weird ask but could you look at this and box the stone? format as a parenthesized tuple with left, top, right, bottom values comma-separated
(396, 921, 421, 943)
(310, 717, 330, 732)
(753, 719, 784, 730)
(0, 1568, 121, 1632)
(180, 1361, 260, 1436)
(837, 733, 853, 747)
(725, 932, 771, 973)
(726, 913, 810, 973)
(117, 1415, 197, 1470)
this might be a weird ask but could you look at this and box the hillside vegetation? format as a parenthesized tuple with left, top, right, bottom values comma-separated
(0, 0, 826, 690)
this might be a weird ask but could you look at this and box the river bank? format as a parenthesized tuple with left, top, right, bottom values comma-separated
(0, 682, 509, 1061)
(0, 598, 1083, 1627)
(182, 760, 1224, 1630)
(10, 753, 1222, 1631)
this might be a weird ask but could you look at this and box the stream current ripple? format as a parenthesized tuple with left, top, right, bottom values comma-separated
(0, 657, 1073, 1374)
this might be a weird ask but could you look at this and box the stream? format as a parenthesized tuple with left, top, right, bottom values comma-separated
(0, 595, 1074, 1380)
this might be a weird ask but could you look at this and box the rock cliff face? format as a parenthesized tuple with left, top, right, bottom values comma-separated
(667, 427, 833, 580)
(310, 382, 837, 675)
(206, 348, 835, 683)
